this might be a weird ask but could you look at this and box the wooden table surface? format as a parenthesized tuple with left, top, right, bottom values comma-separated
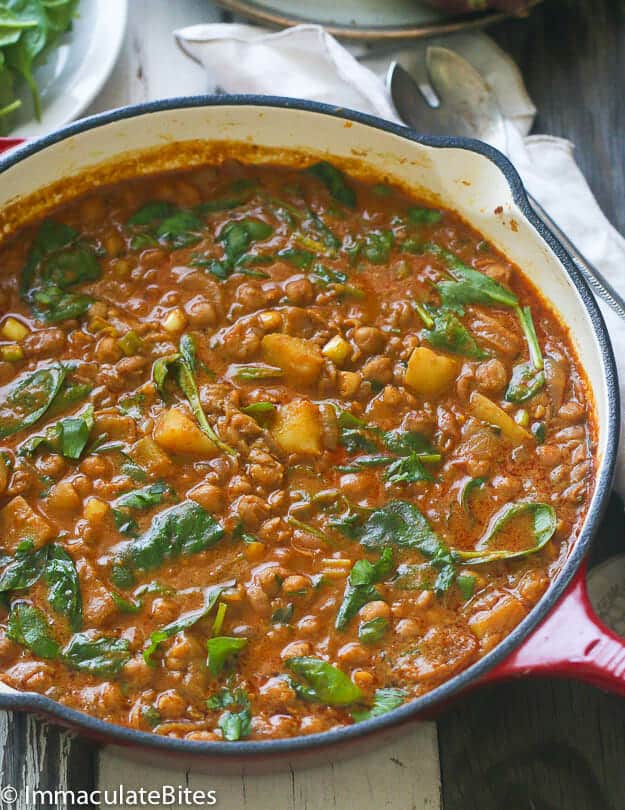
(2, 1, 625, 808)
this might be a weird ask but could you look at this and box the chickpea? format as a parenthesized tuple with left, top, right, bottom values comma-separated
(353, 326, 385, 355)
(395, 619, 421, 639)
(284, 277, 314, 306)
(269, 714, 298, 737)
(297, 615, 321, 636)
(259, 676, 296, 705)
(475, 359, 508, 394)
(79, 455, 110, 478)
(185, 296, 217, 328)
(558, 401, 585, 423)
(359, 601, 391, 623)
(352, 670, 376, 690)
(150, 598, 179, 624)
(234, 493, 270, 528)
(282, 575, 310, 595)
(186, 730, 219, 742)
(156, 689, 187, 720)
(339, 473, 372, 500)
(95, 335, 122, 364)
(361, 355, 393, 385)
(337, 643, 370, 667)
(71, 474, 93, 498)
(281, 640, 312, 660)
(36, 453, 66, 479)
(189, 483, 223, 513)
(536, 444, 562, 468)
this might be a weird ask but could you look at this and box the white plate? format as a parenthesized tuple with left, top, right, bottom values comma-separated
(10, 0, 128, 138)
(216, 0, 542, 40)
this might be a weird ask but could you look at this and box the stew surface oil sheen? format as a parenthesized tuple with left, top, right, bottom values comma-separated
(0, 160, 594, 741)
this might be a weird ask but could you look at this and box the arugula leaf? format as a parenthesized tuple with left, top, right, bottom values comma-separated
(287, 656, 363, 706)
(62, 632, 130, 676)
(352, 687, 407, 722)
(359, 617, 389, 645)
(420, 308, 487, 360)
(206, 636, 248, 677)
(45, 544, 82, 631)
(0, 539, 48, 592)
(458, 501, 557, 564)
(335, 548, 393, 631)
(0, 362, 66, 438)
(206, 687, 252, 741)
(7, 601, 60, 659)
(143, 580, 234, 664)
(125, 501, 224, 573)
(306, 161, 356, 208)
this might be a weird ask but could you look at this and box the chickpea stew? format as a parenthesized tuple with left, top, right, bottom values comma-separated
(0, 159, 594, 742)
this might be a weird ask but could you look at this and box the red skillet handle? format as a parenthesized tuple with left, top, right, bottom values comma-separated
(484, 560, 625, 696)
(0, 137, 24, 154)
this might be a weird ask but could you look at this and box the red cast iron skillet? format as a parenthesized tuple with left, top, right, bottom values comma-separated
(0, 97, 621, 766)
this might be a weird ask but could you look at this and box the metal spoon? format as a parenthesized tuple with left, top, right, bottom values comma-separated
(388, 47, 625, 323)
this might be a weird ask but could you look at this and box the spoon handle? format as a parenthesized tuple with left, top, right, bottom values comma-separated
(528, 194, 625, 323)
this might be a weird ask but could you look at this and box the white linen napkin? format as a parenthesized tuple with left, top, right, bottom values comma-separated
(176, 22, 625, 496)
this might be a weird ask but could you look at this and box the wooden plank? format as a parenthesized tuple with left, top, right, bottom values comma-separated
(99, 727, 442, 810)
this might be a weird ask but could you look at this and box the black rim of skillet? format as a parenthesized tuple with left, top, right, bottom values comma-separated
(0, 95, 620, 759)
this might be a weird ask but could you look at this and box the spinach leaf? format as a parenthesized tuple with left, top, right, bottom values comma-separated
(45, 544, 82, 631)
(118, 392, 145, 420)
(311, 263, 348, 286)
(459, 476, 487, 517)
(0, 362, 66, 438)
(457, 501, 557, 564)
(359, 617, 389, 645)
(143, 580, 234, 664)
(306, 162, 356, 208)
(362, 230, 393, 264)
(382, 430, 437, 459)
(127, 202, 204, 249)
(420, 308, 487, 360)
(277, 248, 314, 268)
(505, 362, 546, 403)
(62, 632, 130, 676)
(19, 404, 94, 459)
(360, 501, 457, 595)
(408, 206, 442, 225)
(287, 656, 363, 706)
(336, 548, 393, 631)
(153, 335, 234, 455)
(0, 539, 48, 592)
(125, 501, 224, 573)
(240, 401, 276, 419)
(206, 636, 248, 677)
(7, 601, 60, 659)
(384, 454, 434, 485)
(351, 687, 407, 722)
(112, 481, 174, 536)
(21, 220, 100, 323)
(456, 574, 477, 600)
(271, 603, 294, 624)
(206, 687, 252, 741)
(217, 218, 273, 272)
